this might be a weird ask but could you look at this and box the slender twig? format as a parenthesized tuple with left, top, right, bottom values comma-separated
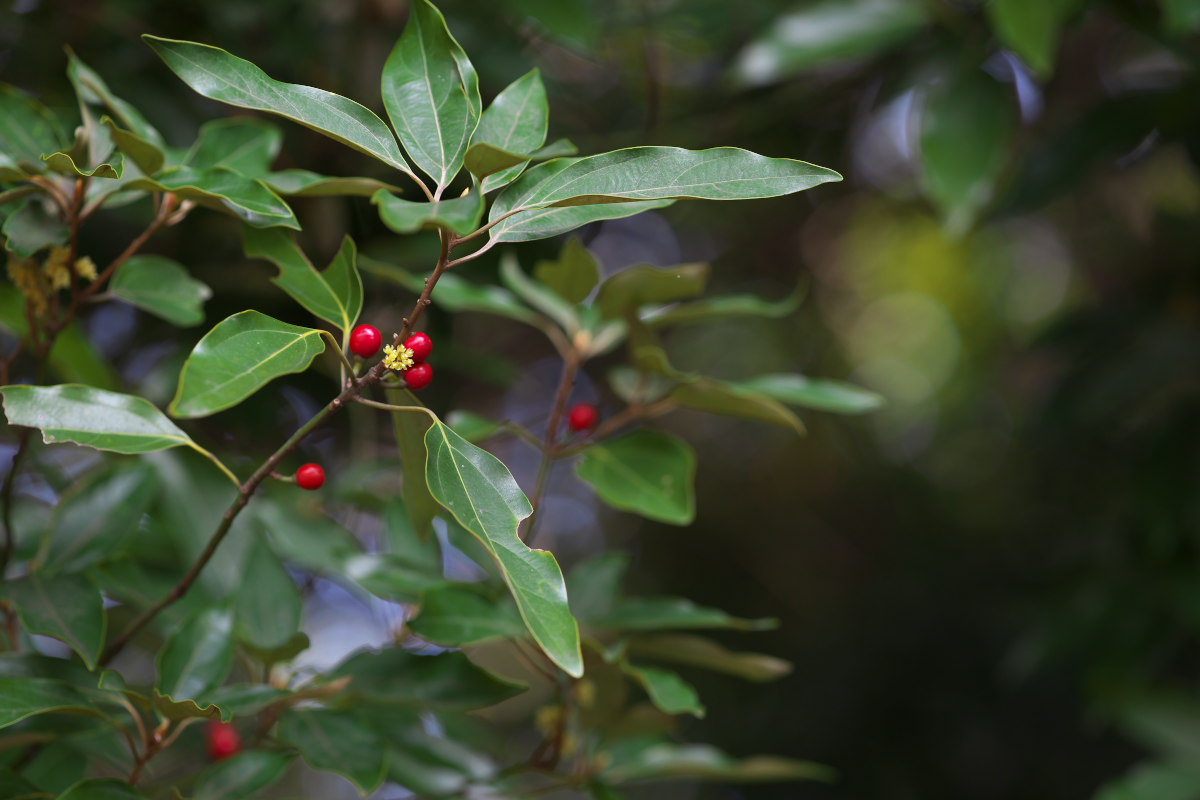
(318, 330, 358, 379)
(556, 398, 676, 458)
(523, 353, 581, 545)
(444, 238, 498, 270)
(450, 207, 529, 246)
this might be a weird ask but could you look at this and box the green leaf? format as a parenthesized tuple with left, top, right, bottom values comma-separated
(206, 684, 290, 718)
(0, 769, 48, 799)
(359, 257, 541, 326)
(109, 255, 211, 327)
(156, 607, 234, 701)
(987, 0, 1078, 79)
(1163, 0, 1200, 35)
(0, 677, 97, 729)
(920, 69, 1015, 234)
(343, 553, 447, 602)
(6, 574, 106, 670)
(372, 188, 485, 235)
(476, 139, 577, 192)
(470, 69, 548, 188)
(382, 0, 481, 188)
(567, 553, 629, 619)
(601, 740, 833, 784)
(145, 689, 224, 722)
(424, 420, 583, 676)
(445, 410, 503, 443)
(101, 117, 164, 176)
(3, 200, 67, 257)
(2, 384, 197, 454)
(388, 388, 440, 538)
(263, 168, 399, 197)
(642, 288, 802, 328)
(731, 0, 928, 86)
(0, 85, 63, 170)
(38, 462, 159, 574)
(576, 431, 695, 525)
(331, 647, 526, 709)
(627, 634, 792, 682)
(500, 253, 581, 334)
(410, 586, 526, 646)
(143, 36, 411, 174)
(242, 228, 363, 332)
(736, 373, 885, 414)
(669, 378, 805, 435)
(169, 310, 326, 418)
(186, 117, 281, 177)
(622, 664, 705, 718)
(533, 236, 599, 303)
(234, 534, 302, 650)
(193, 751, 294, 800)
(126, 166, 298, 229)
(596, 263, 708, 320)
(277, 708, 388, 793)
(58, 779, 149, 800)
(67, 50, 164, 147)
(41, 151, 122, 179)
(491, 147, 841, 233)
(589, 597, 777, 632)
(1094, 760, 1200, 800)
(488, 197, 676, 244)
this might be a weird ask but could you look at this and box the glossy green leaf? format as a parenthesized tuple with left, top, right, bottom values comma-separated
(533, 236, 599, 303)
(145, 689, 224, 722)
(475, 138, 577, 191)
(278, 708, 388, 792)
(576, 431, 695, 525)
(194, 751, 294, 800)
(67, 50, 164, 147)
(169, 311, 326, 418)
(491, 147, 841, 233)
(596, 263, 708, 320)
(372, 188, 485, 235)
(920, 69, 1015, 234)
(627, 634, 792, 682)
(731, 0, 928, 86)
(388, 388, 440, 538)
(235, 534, 302, 650)
(156, 607, 234, 701)
(589, 597, 777, 632)
(186, 117, 281, 177)
(38, 462, 159, 574)
(263, 168, 399, 197)
(206, 684, 290, 718)
(446, 409, 503, 443)
(109, 254, 212, 327)
(642, 288, 802, 327)
(424, 420, 583, 676)
(3, 200, 67, 257)
(410, 586, 526, 645)
(242, 228, 362, 332)
(126, 166, 298, 229)
(6, 574, 106, 670)
(987, 0, 1079, 78)
(2, 384, 195, 454)
(331, 647, 526, 709)
(0, 84, 63, 170)
(471, 69, 547, 188)
(488, 197, 676, 244)
(0, 678, 97, 729)
(58, 779, 149, 800)
(101, 117, 163, 176)
(41, 151, 122, 179)
(359, 257, 541, 326)
(669, 378, 805, 435)
(500, 253, 581, 334)
(601, 740, 833, 784)
(143, 36, 412, 174)
(623, 664, 705, 718)
(736, 373, 885, 414)
(382, 0, 481, 188)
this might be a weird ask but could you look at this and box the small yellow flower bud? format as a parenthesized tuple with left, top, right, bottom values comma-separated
(382, 343, 415, 372)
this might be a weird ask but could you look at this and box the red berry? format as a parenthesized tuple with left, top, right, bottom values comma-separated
(296, 463, 325, 490)
(349, 324, 383, 358)
(404, 331, 433, 363)
(206, 721, 241, 761)
(403, 362, 433, 390)
(567, 403, 599, 431)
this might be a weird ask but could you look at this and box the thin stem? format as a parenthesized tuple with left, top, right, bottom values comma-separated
(452, 206, 529, 246)
(318, 329, 358, 380)
(0, 428, 32, 579)
(352, 396, 438, 422)
(443, 238, 498, 271)
(556, 397, 676, 458)
(523, 354, 581, 545)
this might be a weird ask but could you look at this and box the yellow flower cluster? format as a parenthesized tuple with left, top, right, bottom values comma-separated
(5, 246, 100, 316)
(382, 343, 415, 372)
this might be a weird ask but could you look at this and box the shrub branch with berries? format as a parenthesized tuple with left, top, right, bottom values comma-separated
(0, 2, 882, 798)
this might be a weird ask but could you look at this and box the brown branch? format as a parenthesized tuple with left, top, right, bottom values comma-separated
(522, 353, 581, 545)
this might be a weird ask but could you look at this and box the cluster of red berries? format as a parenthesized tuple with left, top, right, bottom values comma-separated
(349, 324, 434, 390)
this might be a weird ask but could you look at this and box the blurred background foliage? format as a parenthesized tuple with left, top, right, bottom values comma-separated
(4, 0, 1200, 798)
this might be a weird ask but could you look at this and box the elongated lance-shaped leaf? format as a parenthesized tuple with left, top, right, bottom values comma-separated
(170, 311, 326, 418)
(471, 69, 547, 190)
(0, 677, 102, 729)
(242, 228, 363, 332)
(622, 664, 705, 718)
(382, 0, 481, 189)
(186, 117, 282, 177)
(6, 574, 106, 670)
(102, 116, 163, 175)
(42, 150, 123, 179)
(490, 195, 675, 243)
(67, 50, 164, 147)
(372, 188, 484, 235)
(490, 146, 841, 239)
(263, 168, 399, 198)
(424, 420, 583, 676)
(126, 166, 298, 229)
(143, 35, 413, 176)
